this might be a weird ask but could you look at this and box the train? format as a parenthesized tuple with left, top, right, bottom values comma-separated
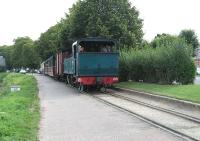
(41, 37, 119, 92)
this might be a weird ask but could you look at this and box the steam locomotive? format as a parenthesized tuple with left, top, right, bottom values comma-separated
(40, 38, 119, 92)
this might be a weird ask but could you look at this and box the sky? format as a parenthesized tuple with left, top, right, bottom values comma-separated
(0, 0, 200, 46)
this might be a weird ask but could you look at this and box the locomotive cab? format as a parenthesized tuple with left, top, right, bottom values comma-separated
(77, 40, 117, 53)
(64, 38, 119, 91)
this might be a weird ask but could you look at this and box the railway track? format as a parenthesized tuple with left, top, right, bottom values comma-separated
(109, 90, 200, 124)
(89, 90, 200, 141)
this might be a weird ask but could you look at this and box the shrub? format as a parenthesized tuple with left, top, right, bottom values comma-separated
(119, 39, 196, 84)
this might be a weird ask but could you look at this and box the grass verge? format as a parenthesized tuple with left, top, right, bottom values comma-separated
(0, 73, 40, 141)
(115, 81, 200, 103)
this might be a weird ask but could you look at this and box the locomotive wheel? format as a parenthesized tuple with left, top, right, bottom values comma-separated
(65, 77, 68, 84)
(71, 77, 76, 87)
(100, 86, 107, 93)
(78, 84, 85, 93)
(66, 75, 70, 84)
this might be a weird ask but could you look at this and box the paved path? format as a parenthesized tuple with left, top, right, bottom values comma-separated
(36, 74, 183, 141)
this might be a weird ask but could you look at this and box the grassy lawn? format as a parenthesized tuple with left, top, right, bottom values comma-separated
(115, 81, 200, 103)
(0, 73, 40, 141)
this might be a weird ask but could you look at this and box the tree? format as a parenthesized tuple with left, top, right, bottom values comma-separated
(60, 0, 143, 49)
(37, 22, 64, 60)
(12, 37, 40, 69)
(150, 34, 179, 48)
(179, 29, 199, 56)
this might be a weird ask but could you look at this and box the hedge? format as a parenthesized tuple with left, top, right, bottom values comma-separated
(120, 39, 196, 84)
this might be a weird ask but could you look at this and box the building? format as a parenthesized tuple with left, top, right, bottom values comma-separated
(0, 56, 6, 71)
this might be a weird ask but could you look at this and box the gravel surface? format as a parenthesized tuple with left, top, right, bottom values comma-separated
(110, 90, 200, 119)
(97, 94, 200, 140)
(35, 74, 184, 141)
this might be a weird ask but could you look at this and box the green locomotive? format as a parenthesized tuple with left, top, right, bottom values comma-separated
(42, 38, 119, 92)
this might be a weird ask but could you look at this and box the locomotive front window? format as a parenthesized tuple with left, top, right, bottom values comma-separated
(79, 41, 117, 53)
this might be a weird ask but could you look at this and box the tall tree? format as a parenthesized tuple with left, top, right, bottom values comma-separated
(12, 37, 40, 68)
(60, 0, 143, 49)
(151, 34, 180, 48)
(37, 22, 64, 60)
(179, 29, 199, 55)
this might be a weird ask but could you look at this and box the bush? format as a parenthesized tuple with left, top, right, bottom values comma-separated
(120, 38, 196, 84)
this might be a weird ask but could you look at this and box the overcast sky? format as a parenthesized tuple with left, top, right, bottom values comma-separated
(0, 0, 200, 46)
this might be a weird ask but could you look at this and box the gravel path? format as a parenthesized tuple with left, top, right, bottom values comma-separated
(35, 74, 184, 141)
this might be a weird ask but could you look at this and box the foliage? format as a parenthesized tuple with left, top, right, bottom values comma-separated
(140, 40, 150, 49)
(36, 22, 64, 60)
(151, 34, 181, 48)
(36, 0, 143, 60)
(0, 73, 7, 84)
(116, 82, 200, 103)
(120, 38, 196, 84)
(2, 0, 144, 67)
(0, 73, 40, 140)
(179, 29, 199, 56)
(0, 37, 40, 69)
(12, 37, 40, 69)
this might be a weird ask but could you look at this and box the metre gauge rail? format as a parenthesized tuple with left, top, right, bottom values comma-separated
(109, 91, 200, 124)
(90, 91, 200, 141)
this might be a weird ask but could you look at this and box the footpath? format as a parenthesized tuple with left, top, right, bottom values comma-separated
(36, 74, 183, 141)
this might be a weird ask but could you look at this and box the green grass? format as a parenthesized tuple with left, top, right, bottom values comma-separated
(0, 73, 40, 141)
(115, 81, 200, 103)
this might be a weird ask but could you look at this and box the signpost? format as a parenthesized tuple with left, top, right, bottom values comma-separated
(10, 85, 21, 92)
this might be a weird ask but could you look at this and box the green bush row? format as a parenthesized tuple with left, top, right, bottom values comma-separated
(119, 39, 196, 84)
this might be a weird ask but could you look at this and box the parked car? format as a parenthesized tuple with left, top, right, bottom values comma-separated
(19, 69, 26, 74)
(35, 69, 40, 74)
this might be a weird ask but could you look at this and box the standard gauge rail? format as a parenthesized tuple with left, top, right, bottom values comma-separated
(92, 92, 200, 141)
